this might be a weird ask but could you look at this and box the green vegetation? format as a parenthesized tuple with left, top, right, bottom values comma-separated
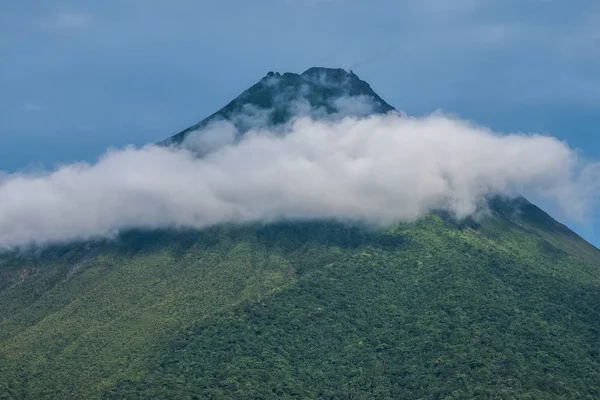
(0, 198, 599, 399)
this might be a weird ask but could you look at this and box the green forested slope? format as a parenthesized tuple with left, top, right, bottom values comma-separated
(0, 198, 599, 399)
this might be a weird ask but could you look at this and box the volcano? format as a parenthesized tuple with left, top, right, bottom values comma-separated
(1, 68, 599, 399)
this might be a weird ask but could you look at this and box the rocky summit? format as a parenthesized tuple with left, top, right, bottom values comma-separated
(161, 67, 395, 146)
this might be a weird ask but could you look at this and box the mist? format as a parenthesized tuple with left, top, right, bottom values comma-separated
(0, 112, 598, 248)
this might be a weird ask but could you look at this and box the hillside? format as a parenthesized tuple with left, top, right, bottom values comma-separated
(1, 69, 599, 399)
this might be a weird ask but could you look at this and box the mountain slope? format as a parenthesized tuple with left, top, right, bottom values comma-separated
(1, 69, 599, 399)
(109, 212, 600, 399)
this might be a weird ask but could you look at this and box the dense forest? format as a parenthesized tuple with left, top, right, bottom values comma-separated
(1, 198, 599, 399)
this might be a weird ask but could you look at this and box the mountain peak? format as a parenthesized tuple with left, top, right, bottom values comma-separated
(301, 66, 355, 78)
(161, 67, 396, 145)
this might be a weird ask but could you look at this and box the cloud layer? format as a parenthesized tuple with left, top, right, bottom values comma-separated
(0, 112, 598, 248)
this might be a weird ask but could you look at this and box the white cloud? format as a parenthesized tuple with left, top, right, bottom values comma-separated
(333, 95, 378, 117)
(0, 112, 597, 248)
(183, 120, 238, 154)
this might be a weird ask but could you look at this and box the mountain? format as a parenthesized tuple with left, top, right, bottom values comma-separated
(1, 68, 600, 399)
(161, 67, 395, 146)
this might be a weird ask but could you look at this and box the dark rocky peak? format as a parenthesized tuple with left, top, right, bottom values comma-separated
(301, 67, 358, 84)
(161, 67, 396, 146)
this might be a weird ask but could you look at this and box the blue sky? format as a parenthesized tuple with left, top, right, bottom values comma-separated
(1, 0, 599, 244)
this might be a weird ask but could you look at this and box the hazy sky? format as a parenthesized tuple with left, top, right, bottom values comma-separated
(1, 0, 600, 244)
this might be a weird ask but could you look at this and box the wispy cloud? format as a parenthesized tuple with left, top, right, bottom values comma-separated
(0, 35, 12, 47)
(559, 7, 600, 63)
(44, 12, 91, 30)
(21, 103, 44, 112)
